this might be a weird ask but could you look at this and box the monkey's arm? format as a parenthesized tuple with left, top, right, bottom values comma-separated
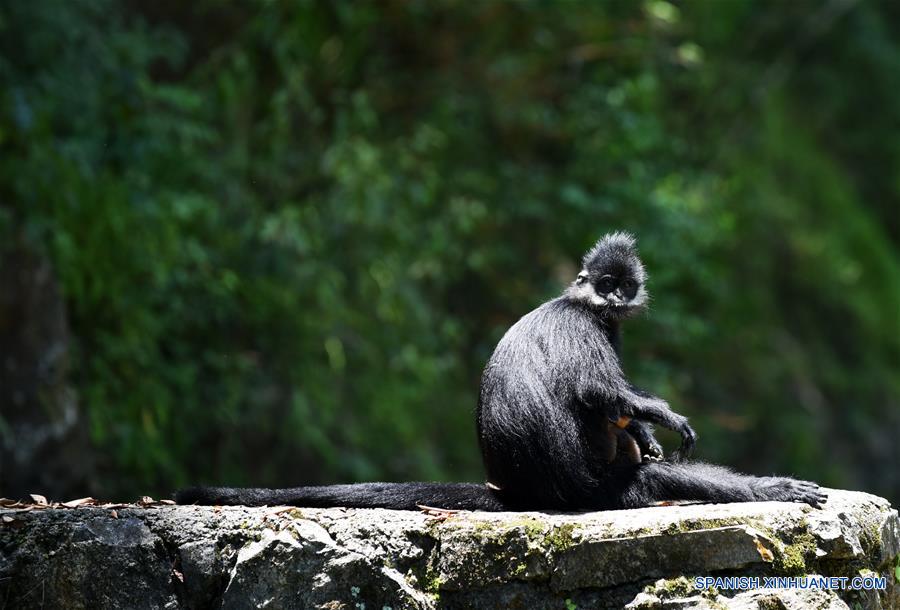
(582, 374, 695, 460)
(574, 350, 696, 459)
(624, 385, 671, 459)
(614, 387, 696, 460)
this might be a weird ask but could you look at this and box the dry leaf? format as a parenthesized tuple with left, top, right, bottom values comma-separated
(1, 516, 14, 523)
(417, 504, 462, 520)
(29, 494, 48, 505)
(755, 538, 774, 562)
(157, 499, 175, 505)
(61, 497, 96, 508)
(109, 510, 118, 519)
(140, 496, 154, 505)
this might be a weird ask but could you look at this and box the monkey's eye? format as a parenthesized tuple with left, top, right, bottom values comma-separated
(621, 278, 638, 298)
(597, 276, 616, 293)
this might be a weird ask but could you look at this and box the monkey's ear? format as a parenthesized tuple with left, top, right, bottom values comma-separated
(576, 271, 589, 285)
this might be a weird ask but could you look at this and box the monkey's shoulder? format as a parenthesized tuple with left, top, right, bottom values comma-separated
(523, 296, 606, 332)
(495, 297, 611, 356)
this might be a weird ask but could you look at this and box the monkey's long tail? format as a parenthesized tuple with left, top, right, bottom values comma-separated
(175, 482, 507, 511)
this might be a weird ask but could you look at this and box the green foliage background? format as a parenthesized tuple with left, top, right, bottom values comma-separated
(2, 0, 898, 503)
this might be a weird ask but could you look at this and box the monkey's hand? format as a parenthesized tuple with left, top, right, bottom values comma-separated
(669, 416, 697, 462)
(625, 420, 663, 461)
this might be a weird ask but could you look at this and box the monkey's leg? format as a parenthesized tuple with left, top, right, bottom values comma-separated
(625, 420, 663, 460)
(618, 461, 827, 509)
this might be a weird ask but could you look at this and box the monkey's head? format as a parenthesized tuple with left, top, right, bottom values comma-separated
(567, 231, 649, 319)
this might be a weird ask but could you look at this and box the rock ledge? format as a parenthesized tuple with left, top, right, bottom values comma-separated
(1, 489, 897, 609)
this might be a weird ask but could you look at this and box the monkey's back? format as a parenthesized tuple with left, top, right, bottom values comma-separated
(476, 297, 623, 509)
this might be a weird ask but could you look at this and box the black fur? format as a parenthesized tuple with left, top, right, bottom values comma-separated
(176, 233, 826, 510)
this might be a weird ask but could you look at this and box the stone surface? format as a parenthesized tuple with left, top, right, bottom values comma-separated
(1, 489, 897, 609)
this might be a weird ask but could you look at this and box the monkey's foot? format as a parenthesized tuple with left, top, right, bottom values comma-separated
(626, 422, 663, 460)
(643, 439, 664, 460)
(750, 477, 827, 508)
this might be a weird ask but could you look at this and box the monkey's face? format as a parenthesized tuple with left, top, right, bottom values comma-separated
(567, 231, 650, 318)
(573, 267, 647, 318)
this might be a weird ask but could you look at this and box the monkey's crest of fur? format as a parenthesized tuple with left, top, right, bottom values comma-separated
(582, 231, 646, 281)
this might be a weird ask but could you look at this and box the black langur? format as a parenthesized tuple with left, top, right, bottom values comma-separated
(176, 233, 825, 510)
(476, 232, 824, 509)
